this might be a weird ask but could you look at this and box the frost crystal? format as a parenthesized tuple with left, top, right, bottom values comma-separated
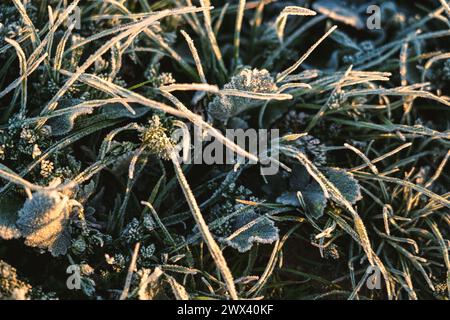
(138, 244, 156, 267)
(143, 214, 156, 231)
(208, 68, 278, 122)
(72, 237, 87, 255)
(40, 160, 54, 178)
(323, 167, 362, 204)
(145, 65, 176, 87)
(16, 191, 72, 257)
(323, 243, 340, 260)
(0, 118, 81, 187)
(0, 194, 22, 240)
(105, 253, 126, 272)
(0, 3, 37, 46)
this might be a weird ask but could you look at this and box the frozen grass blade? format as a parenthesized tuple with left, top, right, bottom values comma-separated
(275, 6, 317, 42)
(180, 30, 207, 83)
(170, 153, 238, 300)
(439, 0, 450, 19)
(233, 0, 246, 67)
(199, 0, 227, 75)
(40, 6, 207, 123)
(4, 38, 27, 116)
(277, 25, 337, 82)
(120, 242, 141, 300)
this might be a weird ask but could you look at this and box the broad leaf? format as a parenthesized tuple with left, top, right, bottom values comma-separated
(16, 191, 72, 257)
(277, 165, 327, 218)
(324, 167, 362, 204)
(47, 99, 93, 136)
(218, 210, 279, 253)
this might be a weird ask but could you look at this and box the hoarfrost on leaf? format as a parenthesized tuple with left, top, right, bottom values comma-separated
(218, 210, 279, 253)
(47, 99, 94, 136)
(281, 135, 327, 166)
(16, 191, 72, 257)
(208, 68, 278, 122)
(323, 167, 362, 204)
(0, 259, 32, 300)
(276, 165, 362, 219)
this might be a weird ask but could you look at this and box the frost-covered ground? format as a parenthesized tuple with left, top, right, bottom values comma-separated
(0, 0, 449, 300)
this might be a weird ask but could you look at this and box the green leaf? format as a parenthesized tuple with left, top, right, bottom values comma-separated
(101, 103, 150, 120)
(277, 187, 327, 219)
(302, 183, 327, 219)
(276, 165, 327, 218)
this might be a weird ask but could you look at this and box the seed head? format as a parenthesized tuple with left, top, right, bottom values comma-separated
(140, 115, 174, 160)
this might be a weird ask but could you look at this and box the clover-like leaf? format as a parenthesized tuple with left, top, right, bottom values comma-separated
(276, 165, 362, 219)
(217, 210, 279, 253)
(277, 188, 327, 219)
(323, 167, 362, 204)
(276, 165, 327, 219)
(16, 191, 72, 257)
(302, 184, 328, 218)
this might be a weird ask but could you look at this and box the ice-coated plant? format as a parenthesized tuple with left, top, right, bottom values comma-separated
(208, 68, 278, 122)
(277, 165, 362, 219)
(46, 99, 93, 136)
(0, 0, 449, 302)
(0, 118, 81, 187)
(282, 135, 327, 167)
(192, 185, 280, 253)
(16, 190, 74, 257)
(121, 218, 144, 244)
(0, 2, 37, 46)
(216, 205, 279, 253)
